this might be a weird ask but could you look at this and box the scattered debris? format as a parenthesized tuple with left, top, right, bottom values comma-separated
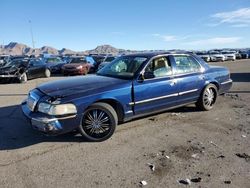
(235, 153, 250, 162)
(191, 153, 199, 159)
(191, 177, 202, 183)
(160, 150, 166, 156)
(242, 135, 247, 138)
(171, 112, 180, 116)
(178, 179, 191, 185)
(140, 180, 148, 186)
(224, 93, 239, 100)
(148, 117, 156, 121)
(147, 163, 155, 172)
(224, 180, 231, 184)
(217, 155, 225, 159)
(171, 112, 185, 117)
(210, 141, 218, 147)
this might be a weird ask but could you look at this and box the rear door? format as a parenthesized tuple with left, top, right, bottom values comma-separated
(133, 55, 179, 115)
(170, 54, 206, 105)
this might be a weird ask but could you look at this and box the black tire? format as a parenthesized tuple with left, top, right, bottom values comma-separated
(45, 69, 51, 78)
(18, 73, 27, 83)
(196, 84, 218, 111)
(79, 102, 118, 142)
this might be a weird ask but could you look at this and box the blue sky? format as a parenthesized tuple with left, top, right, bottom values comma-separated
(0, 0, 250, 51)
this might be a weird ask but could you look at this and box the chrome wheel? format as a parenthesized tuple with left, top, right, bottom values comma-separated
(84, 109, 110, 134)
(79, 103, 118, 141)
(196, 84, 218, 111)
(203, 88, 215, 107)
(80, 103, 118, 141)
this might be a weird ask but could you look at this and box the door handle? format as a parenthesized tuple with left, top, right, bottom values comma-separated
(170, 79, 177, 86)
(199, 75, 205, 80)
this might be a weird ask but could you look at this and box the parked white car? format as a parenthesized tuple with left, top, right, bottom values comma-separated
(196, 52, 210, 62)
(209, 51, 226, 62)
(221, 51, 236, 61)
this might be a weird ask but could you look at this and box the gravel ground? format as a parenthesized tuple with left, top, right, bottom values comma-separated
(0, 59, 249, 188)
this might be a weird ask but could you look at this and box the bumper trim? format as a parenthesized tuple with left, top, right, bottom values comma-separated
(0, 75, 17, 78)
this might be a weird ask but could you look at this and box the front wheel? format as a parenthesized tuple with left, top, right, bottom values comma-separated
(79, 102, 118, 142)
(18, 73, 27, 83)
(196, 84, 218, 111)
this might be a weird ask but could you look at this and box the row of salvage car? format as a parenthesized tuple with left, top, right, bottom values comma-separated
(0, 54, 116, 83)
(0, 49, 249, 84)
(196, 50, 250, 62)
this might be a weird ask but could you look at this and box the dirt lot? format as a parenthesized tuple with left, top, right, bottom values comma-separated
(0, 59, 249, 188)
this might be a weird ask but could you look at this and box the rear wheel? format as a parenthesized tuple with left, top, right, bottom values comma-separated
(196, 84, 218, 111)
(79, 102, 118, 142)
(45, 69, 51, 78)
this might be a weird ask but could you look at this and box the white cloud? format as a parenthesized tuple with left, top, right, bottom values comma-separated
(211, 7, 250, 27)
(152, 34, 180, 42)
(185, 37, 241, 46)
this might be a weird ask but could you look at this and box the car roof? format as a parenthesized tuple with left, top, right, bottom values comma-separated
(122, 51, 193, 58)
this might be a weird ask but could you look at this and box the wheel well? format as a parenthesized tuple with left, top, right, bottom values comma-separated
(95, 99, 124, 123)
(210, 81, 219, 91)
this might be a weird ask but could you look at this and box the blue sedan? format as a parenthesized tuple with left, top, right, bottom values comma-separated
(21, 52, 232, 141)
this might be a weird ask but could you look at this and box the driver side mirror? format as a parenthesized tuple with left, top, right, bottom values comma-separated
(139, 71, 155, 82)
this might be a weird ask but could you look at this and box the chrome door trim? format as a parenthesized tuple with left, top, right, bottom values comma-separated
(179, 89, 199, 95)
(129, 88, 199, 106)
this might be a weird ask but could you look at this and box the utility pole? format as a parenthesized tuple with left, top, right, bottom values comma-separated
(29, 20, 35, 49)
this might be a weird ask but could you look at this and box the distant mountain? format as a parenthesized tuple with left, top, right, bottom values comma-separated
(0, 42, 133, 56)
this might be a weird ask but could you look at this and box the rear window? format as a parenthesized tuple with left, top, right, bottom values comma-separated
(173, 55, 201, 74)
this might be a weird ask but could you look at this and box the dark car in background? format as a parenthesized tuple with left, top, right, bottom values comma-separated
(0, 58, 50, 83)
(22, 51, 232, 141)
(239, 50, 250, 59)
(43, 57, 66, 74)
(61, 56, 92, 75)
(86, 55, 106, 73)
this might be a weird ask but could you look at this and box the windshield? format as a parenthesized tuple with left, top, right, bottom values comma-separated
(104, 56, 115, 62)
(4, 59, 26, 67)
(196, 52, 207, 55)
(210, 51, 220, 55)
(97, 56, 148, 79)
(70, 58, 87, 64)
(45, 58, 62, 64)
(222, 52, 233, 54)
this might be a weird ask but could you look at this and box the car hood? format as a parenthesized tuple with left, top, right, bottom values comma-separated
(199, 55, 210, 58)
(46, 62, 65, 68)
(37, 75, 131, 98)
(223, 54, 235, 56)
(0, 66, 18, 74)
(210, 54, 224, 58)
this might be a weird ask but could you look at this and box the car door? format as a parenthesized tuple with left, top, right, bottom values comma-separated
(170, 54, 206, 105)
(27, 60, 46, 78)
(132, 56, 179, 115)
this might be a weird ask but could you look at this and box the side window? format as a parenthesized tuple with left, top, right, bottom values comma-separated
(145, 57, 172, 78)
(31, 60, 44, 66)
(173, 55, 201, 74)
